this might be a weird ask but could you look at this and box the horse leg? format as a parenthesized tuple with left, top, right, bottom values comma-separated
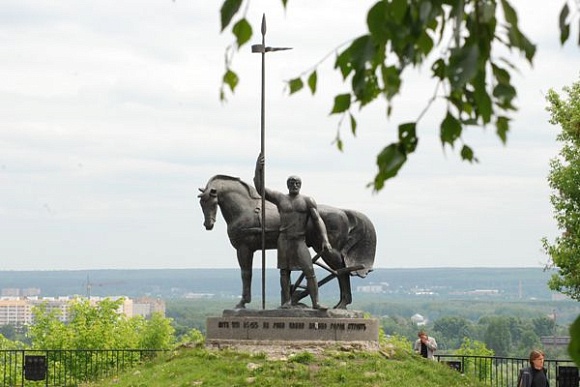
(322, 249, 352, 309)
(335, 272, 352, 309)
(235, 246, 253, 309)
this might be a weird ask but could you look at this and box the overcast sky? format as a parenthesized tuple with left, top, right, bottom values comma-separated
(0, 1, 578, 270)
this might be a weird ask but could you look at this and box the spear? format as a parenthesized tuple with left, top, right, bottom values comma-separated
(251, 14, 291, 310)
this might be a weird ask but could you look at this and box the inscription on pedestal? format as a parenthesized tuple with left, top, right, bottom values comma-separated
(207, 316, 378, 342)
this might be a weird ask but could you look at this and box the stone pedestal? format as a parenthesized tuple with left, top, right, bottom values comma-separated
(206, 309, 378, 343)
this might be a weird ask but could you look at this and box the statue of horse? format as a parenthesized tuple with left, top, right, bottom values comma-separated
(198, 174, 376, 309)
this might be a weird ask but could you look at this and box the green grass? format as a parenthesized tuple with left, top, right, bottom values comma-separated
(85, 344, 488, 387)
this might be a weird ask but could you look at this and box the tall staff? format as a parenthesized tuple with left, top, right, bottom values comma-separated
(251, 14, 291, 309)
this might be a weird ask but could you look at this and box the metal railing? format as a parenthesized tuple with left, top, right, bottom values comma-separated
(436, 354, 578, 387)
(0, 349, 169, 386)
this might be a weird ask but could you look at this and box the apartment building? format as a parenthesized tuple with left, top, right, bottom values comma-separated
(132, 297, 166, 318)
(0, 296, 162, 326)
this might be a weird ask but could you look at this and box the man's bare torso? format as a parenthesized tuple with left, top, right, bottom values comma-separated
(274, 193, 312, 237)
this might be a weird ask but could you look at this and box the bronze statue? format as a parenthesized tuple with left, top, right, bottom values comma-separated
(254, 154, 330, 309)
(198, 174, 376, 310)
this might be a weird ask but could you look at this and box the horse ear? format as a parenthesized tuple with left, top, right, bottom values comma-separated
(210, 188, 217, 197)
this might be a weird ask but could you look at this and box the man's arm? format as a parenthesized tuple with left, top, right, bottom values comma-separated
(307, 198, 331, 251)
(426, 337, 437, 351)
(254, 153, 265, 195)
(253, 154, 276, 202)
(413, 339, 420, 353)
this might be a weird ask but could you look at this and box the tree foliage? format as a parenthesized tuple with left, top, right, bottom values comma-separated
(30, 299, 175, 350)
(481, 316, 512, 356)
(219, 0, 578, 191)
(543, 76, 580, 301)
(454, 338, 494, 381)
(543, 75, 580, 366)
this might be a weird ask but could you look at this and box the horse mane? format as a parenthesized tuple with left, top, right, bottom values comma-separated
(207, 175, 261, 200)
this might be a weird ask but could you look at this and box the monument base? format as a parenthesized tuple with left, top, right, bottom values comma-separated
(206, 309, 378, 343)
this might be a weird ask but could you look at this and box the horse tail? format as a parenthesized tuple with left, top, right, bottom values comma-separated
(342, 210, 377, 278)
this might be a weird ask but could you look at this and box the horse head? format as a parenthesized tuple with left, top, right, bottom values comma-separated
(198, 186, 218, 230)
(198, 175, 262, 232)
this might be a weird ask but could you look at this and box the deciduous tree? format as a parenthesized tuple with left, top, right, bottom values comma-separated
(219, 0, 578, 191)
(543, 75, 580, 366)
(29, 299, 175, 350)
(543, 77, 580, 301)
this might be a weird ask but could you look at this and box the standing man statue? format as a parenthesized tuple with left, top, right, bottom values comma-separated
(254, 154, 331, 310)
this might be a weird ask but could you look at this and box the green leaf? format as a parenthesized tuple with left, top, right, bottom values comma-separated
(336, 137, 344, 152)
(348, 35, 377, 70)
(491, 63, 511, 85)
(374, 143, 407, 190)
(500, 0, 518, 27)
(559, 4, 570, 44)
(493, 83, 516, 109)
(417, 31, 434, 55)
(398, 122, 418, 153)
(288, 78, 304, 94)
(281, 0, 288, 8)
(496, 116, 510, 144)
(330, 93, 351, 114)
(367, 2, 389, 44)
(460, 145, 475, 162)
(520, 33, 536, 63)
(307, 71, 317, 95)
(440, 112, 462, 145)
(222, 69, 239, 93)
(335, 49, 353, 79)
(569, 315, 580, 366)
(381, 65, 401, 100)
(352, 69, 380, 106)
(391, 0, 408, 23)
(560, 23, 571, 45)
(506, 24, 536, 63)
(232, 18, 252, 48)
(473, 72, 492, 124)
(220, 0, 243, 32)
(350, 113, 357, 136)
(447, 45, 479, 90)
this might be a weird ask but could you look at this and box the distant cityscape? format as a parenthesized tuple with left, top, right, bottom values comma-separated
(0, 267, 569, 328)
(354, 281, 571, 301)
(0, 290, 165, 327)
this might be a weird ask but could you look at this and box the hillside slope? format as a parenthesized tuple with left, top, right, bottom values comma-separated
(91, 344, 487, 387)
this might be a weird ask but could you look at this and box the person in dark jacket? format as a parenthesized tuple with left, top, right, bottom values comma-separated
(517, 349, 549, 387)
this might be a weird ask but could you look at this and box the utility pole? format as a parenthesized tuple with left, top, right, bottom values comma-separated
(251, 14, 291, 310)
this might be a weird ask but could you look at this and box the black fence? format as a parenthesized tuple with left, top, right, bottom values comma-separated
(0, 349, 168, 386)
(436, 354, 579, 387)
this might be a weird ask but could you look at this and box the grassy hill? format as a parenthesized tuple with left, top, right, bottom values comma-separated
(90, 343, 487, 387)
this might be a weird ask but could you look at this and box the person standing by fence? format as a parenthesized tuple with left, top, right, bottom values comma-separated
(413, 330, 437, 360)
(517, 349, 549, 387)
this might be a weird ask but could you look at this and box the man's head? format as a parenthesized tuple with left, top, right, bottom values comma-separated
(529, 349, 545, 369)
(418, 330, 427, 340)
(287, 175, 302, 195)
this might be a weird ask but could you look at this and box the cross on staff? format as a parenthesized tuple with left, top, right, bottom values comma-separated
(251, 14, 291, 310)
